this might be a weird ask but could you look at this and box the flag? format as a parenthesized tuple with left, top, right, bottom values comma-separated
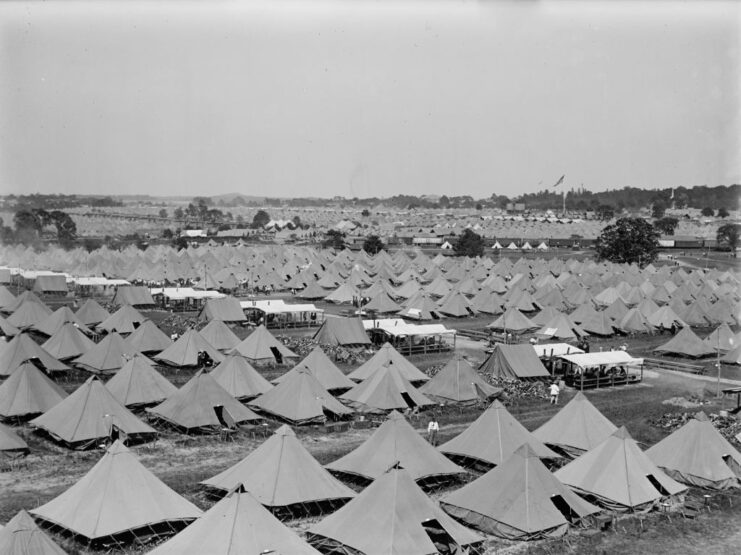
(552, 175, 565, 188)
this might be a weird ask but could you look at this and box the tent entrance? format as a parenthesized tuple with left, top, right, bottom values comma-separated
(550, 494, 579, 524)
(646, 474, 670, 496)
(401, 392, 416, 410)
(421, 518, 457, 555)
(270, 347, 283, 364)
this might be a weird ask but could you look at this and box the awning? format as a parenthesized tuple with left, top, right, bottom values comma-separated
(558, 351, 643, 369)
(533, 343, 584, 358)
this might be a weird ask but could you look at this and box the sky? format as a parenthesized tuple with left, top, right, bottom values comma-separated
(0, 0, 739, 199)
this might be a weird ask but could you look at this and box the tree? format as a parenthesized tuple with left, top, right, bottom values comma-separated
(454, 229, 484, 257)
(717, 223, 739, 257)
(651, 199, 667, 219)
(475, 203, 483, 210)
(363, 234, 385, 255)
(252, 210, 270, 229)
(159, 209, 168, 218)
(50, 211, 77, 248)
(717, 207, 729, 218)
(361, 209, 370, 217)
(162, 228, 174, 239)
(292, 215, 302, 229)
(322, 229, 346, 250)
(173, 207, 184, 219)
(595, 218, 659, 267)
(13, 210, 43, 244)
(701, 207, 715, 217)
(654, 216, 679, 236)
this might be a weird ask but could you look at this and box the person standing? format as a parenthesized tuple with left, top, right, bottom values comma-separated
(549, 382, 560, 405)
(427, 417, 440, 446)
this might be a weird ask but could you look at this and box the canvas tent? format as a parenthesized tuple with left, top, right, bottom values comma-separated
(312, 316, 371, 346)
(230, 324, 298, 365)
(42, 322, 96, 361)
(197, 320, 241, 352)
(123, 320, 172, 355)
(307, 467, 483, 555)
(105, 354, 177, 409)
(111, 286, 155, 308)
(419, 356, 502, 405)
(479, 344, 550, 380)
(325, 410, 464, 486)
(340, 362, 434, 413)
(148, 486, 321, 555)
(210, 354, 273, 401)
(31, 441, 201, 547)
(0, 422, 28, 457)
(555, 427, 687, 513)
(0, 362, 68, 420)
(75, 298, 109, 327)
(273, 346, 355, 393)
(440, 444, 600, 541)
(0, 510, 67, 555)
(0, 333, 70, 377)
(97, 305, 146, 335)
(155, 328, 224, 368)
(201, 425, 355, 518)
(73, 332, 131, 374)
(654, 326, 715, 358)
(197, 296, 246, 323)
(646, 412, 741, 490)
(347, 342, 429, 384)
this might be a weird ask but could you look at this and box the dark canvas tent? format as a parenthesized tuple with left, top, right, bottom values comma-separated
(148, 486, 321, 555)
(197, 296, 246, 323)
(479, 344, 550, 380)
(532, 391, 617, 457)
(347, 342, 429, 384)
(201, 425, 355, 518)
(555, 427, 687, 513)
(646, 412, 741, 490)
(30, 376, 156, 449)
(230, 325, 298, 365)
(0, 333, 70, 378)
(273, 346, 355, 392)
(0, 422, 28, 457)
(654, 326, 715, 358)
(123, 320, 172, 355)
(307, 467, 483, 555)
(0, 510, 67, 555)
(146, 370, 261, 432)
(312, 316, 371, 346)
(105, 354, 177, 409)
(31, 441, 201, 547)
(325, 410, 464, 486)
(419, 356, 502, 405)
(111, 286, 155, 308)
(155, 328, 224, 368)
(210, 355, 273, 401)
(0, 362, 68, 420)
(440, 400, 559, 471)
(441, 444, 600, 540)
(198, 320, 240, 352)
(249, 369, 352, 425)
(340, 362, 434, 413)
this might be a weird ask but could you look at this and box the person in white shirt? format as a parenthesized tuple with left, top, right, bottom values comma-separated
(549, 382, 560, 405)
(427, 417, 440, 446)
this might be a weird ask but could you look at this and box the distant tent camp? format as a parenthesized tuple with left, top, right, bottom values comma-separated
(441, 444, 600, 541)
(0, 362, 68, 421)
(210, 355, 273, 401)
(347, 342, 429, 384)
(312, 316, 371, 347)
(197, 296, 246, 323)
(249, 369, 352, 425)
(42, 322, 96, 361)
(0, 333, 70, 378)
(111, 285, 155, 308)
(307, 467, 483, 555)
(201, 425, 355, 518)
(105, 354, 177, 409)
(479, 344, 550, 381)
(340, 363, 434, 413)
(149, 486, 321, 555)
(97, 305, 146, 335)
(0, 422, 29, 457)
(646, 412, 741, 490)
(0, 510, 67, 555)
(419, 356, 502, 405)
(30, 376, 156, 449)
(198, 320, 241, 352)
(440, 400, 560, 471)
(230, 325, 298, 365)
(325, 410, 464, 487)
(654, 326, 715, 358)
(555, 427, 687, 513)
(124, 320, 173, 355)
(146, 370, 261, 433)
(155, 328, 224, 368)
(273, 346, 355, 393)
(532, 391, 617, 457)
(31, 441, 201, 547)
(75, 298, 110, 327)
(73, 332, 132, 374)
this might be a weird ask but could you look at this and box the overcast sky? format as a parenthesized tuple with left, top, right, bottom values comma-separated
(0, 1, 738, 199)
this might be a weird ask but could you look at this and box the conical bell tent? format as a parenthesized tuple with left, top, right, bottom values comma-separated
(104, 354, 177, 409)
(439, 400, 560, 471)
(347, 342, 429, 384)
(555, 426, 687, 513)
(441, 443, 601, 540)
(307, 467, 483, 555)
(123, 320, 172, 355)
(146, 370, 261, 433)
(155, 328, 224, 368)
(198, 320, 241, 352)
(31, 441, 201, 548)
(0, 362, 68, 421)
(75, 298, 109, 327)
(325, 410, 464, 487)
(654, 326, 715, 358)
(419, 356, 502, 405)
(646, 412, 741, 490)
(0, 421, 28, 457)
(532, 391, 617, 458)
(201, 425, 355, 518)
(340, 362, 434, 413)
(41, 322, 96, 362)
(148, 486, 321, 555)
(210, 354, 273, 401)
(0, 333, 70, 378)
(273, 346, 355, 393)
(73, 332, 132, 375)
(0, 510, 67, 555)
(230, 325, 298, 365)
